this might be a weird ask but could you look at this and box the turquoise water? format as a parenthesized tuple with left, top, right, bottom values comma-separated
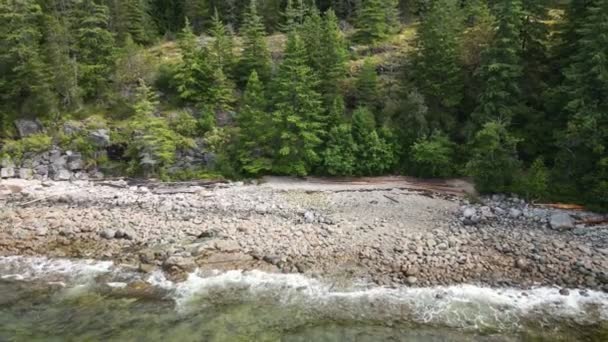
(1, 256, 607, 341)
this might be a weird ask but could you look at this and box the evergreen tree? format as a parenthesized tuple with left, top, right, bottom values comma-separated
(356, 59, 380, 111)
(318, 9, 348, 103)
(473, 0, 525, 125)
(414, 0, 464, 127)
(74, 0, 115, 100)
(174, 19, 213, 106)
(208, 68, 236, 112)
(322, 124, 357, 176)
(0, 0, 55, 118)
(558, 0, 608, 209)
(208, 8, 236, 76)
(270, 33, 324, 176)
(301, 5, 323, 73)
(237, 71, 272, 175)
(238, 0, 272, 84)
(183, 0, 208, 34)
(351, 106, 395, 175)
(385, 0, 401, 33)
(466, 121, 522, 193)
(355, 0, 388, 44)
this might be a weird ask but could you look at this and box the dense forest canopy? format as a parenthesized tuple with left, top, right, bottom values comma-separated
(0, 0, 607, 211)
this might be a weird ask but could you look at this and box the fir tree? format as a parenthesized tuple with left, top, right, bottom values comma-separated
(318, 9, 348, 103)
(0, 0, 55, 117)
(415, 0, 464, 117)
(300, 6, 323, 72)
(270, 33, 324, 176)
(238, 0, 272, 84)
(237, 71, 272, 175)
(174, 19, 213, 106)
(322, 123, 357, 176)
(351, 106, 395, 175)
(356, 59, 380, 111)
(385, 0, 401, 33)
(183, 0, 208, 34)
(74, 0, 115, 100)
(473, 0, 525, 125)
(208, 8, 236, 76)
(558, 0, 608, 209)
(355, 0, 388, 44)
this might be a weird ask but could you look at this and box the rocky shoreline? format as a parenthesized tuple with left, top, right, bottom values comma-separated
(1, 177, 607, 292)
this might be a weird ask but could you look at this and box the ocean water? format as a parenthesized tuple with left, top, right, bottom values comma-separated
(0, 256, 607, 341)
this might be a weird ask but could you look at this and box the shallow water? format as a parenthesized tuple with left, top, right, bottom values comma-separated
(0, 256, 607, 341)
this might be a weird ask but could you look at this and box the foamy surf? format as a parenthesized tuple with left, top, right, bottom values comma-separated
(1, 255, 607, 334)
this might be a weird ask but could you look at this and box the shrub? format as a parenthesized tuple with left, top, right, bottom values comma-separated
(168, 110, 198, 137)
(411, 132, 455, 178)
(516, 157, 549, 201)
(1, 133, 52, 161)
(466, 121, 522, 193)
(322, 124, 357, 176)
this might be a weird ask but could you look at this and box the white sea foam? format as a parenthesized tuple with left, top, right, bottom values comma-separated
(2, 256, 607, 332)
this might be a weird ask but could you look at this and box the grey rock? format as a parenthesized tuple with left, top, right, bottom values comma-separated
(550, 213, 575, 230)
(406, 276, 418, 285)
(100, 229, 116, 239)
(62, 122, 82, 135)
(53, 169, 71, 181)
(18, 168, 33, 180)
(577, 245, 593, 255)
(34, 165, 49, 176)
(163, 256, 196, 272)
(304, 211, 316, 223)
(0, 168, 15, 178)
(494, 207, 506, 216)
(480, 206, 494, 219)
(515, 258, 530, 270)
(437, 242, 448, 250)
(14, 119, 44, 137)
(89, 129, 111, 147)
(1, 157, 14, 168)
(215, 240, 240, 253)
(559, 288, 570, 296)
(67, 152, 83, 171)
(463, 207, 476, 218)
(509, 208, 522, 218)
(116, 228, 136, 240)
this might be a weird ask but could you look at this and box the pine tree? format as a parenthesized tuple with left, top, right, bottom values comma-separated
(183, 0, 208, 34)
(208, 68, 236, 113)
(300, 6, 323, 72)
(270, 33, 324, 176)
(0, 0, 55, 117)
(355, 0, 388, 44)
(385, 0, 401, 33)
(461, 0, 496, 69)
(43, 13, 81, 111)
(356, 59, 380, 111)
(122, 0, 154, 44)
(322, 123, 357, 176)
(558, 0, 608, 209)
(318, 9, 348, 103)
(473, 0, 525, 125)
(74, 0, 115, 100)
(237, 71, 272, 175)
(415, 0, 464, 118)
(281, 0, 299, 32)
(238, 0, 272, 84)
(351, 106, 395, 175)
(174, 19, 213, 106)
(208, 8, 236, 77)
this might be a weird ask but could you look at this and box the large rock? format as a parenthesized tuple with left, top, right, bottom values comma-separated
(53, 169, 71, 181)
(18, 168, 33, 180)
(163, 256, 197, 273)
(463, 207, 476, 218)
(14, 119, 44, 138)
(67, 152, 83, 171)
(1, 157, 14, 169)
(89, 129, 111, 147)
(550, 213, 575, 230)
(0, 168, 15, 178)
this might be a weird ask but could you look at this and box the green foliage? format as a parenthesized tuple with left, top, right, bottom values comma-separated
(351, 107, 396, 175)
(415, 0, 464, 113)
(355, 0, 389, 44)
(74, 0, 116, 100)
(168, 110, 198, 137)
(516, 157, 549, 201)
(411, 132, 455, 178)
(208, 8, 236, 76)
(473, 0, 525, 125)
(1, 133, 52, 162)
(318, 9, 348, 103)
(322, 124, 357, 176)
(238, 0, 272, 84)
(236, 71, 272, 175)
(270, 33, 324, 176)
(174, 20, 213, 106)
(466, 121, 522, 193)
(0, 0, 55, 117)
(356, 59, 380, 110)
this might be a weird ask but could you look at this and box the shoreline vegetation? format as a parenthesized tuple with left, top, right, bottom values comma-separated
(1, 177, 607, 292)
(1, 0, 607, 213)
